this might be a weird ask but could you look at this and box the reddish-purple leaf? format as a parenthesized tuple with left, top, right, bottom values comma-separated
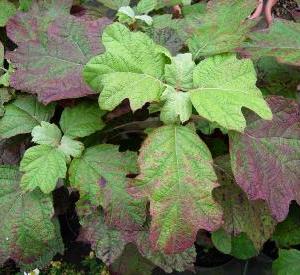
(230, 96, 300, 221)
(6, 0, 111, 104)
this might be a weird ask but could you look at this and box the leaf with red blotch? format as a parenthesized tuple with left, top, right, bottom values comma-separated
(6, 0, 111, 104)
(127, 125, 223, 254)
(230, 96, 300, 222)
(213, 155, 276, 250)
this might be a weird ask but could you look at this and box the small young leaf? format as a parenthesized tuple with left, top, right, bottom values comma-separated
(128, 125, 223, 253)
(20, 145, 67, 193)
(160, 86, 192, 124)
(31, 122, 62, 147)
(230, 96, 300, 221)
(58, 135, 84, 160)
(135, 15, 153, 25)
(190, 54, 272, 132)
(213, 155, 276, 250)
(84, 23, 170, 111)
(59, 101, 106, 138)
(0, 166, 64, 269)
(0, 0, 16, 27)
(0, 95, 55, 139)
(244, 20, 300, 66)
(273, 249, 300, 275)
(164, 53, 195, 90)
(6, 0, 111, 103)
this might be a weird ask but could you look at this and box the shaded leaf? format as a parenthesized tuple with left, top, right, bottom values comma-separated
(229, 96, 300, 221)
(272, 205, 300, 248)
(0, 95, 55, 139)
(6, 0, 111, 103)
(187, 0, 257, 58)
(190, 54, 272, 132)
(83, 22, 170, 111)
(212, 230, 258, 260)
(0, 87, 13, 117)
(244, 20, 300, 66)
(136, 231, 196, 273)
(128, 125, 223, 253)
(69, 144, 146, 229)
(0, 166, 64, 269)
(20, 145, 67, 193)
(213, 155, 276, 250)
(110, 244, 154, 275)
(59, 101, 106, 138)
(273, 249, 300, 275)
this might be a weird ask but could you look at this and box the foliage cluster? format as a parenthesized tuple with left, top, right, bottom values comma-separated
(0, 0, 299, 274)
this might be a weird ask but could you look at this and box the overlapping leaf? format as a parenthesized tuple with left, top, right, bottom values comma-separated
(273, 249, 300, 275)
(244, 20, 300, 66)
(6, 0, 111, 103)
(0, 0, 16, 27)
(213, 155, 276, 250)
(0, 166, 64, 269)
(0, 95, 55, 139)
(69, 144, 146, 229)
(187, 0, 257, 58)
(190, 54, 272, 132)
(59, 101, 106, 138)
(230, 96, 300, 221)
(128, 125, 223, 253)
(83, 22, 170, 111)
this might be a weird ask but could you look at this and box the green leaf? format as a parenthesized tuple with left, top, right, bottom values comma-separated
(58, 135, 84, 161)
(83, 23, 170, 111)
(0, 63, 14, 87)
(245, 20, 300, 66)
(164, 53, 195, 90)
(128, 125, 223, 253)
(69, 144, 146, 229)
(59, 101, 105, 138)
(31, 122, 62, 147)
(187, 0, 257, 58)
(0, 166, 63, 269)
(20, 145, 67, 193)
(0, 87, 13, 117)
(272, 205, 300, 248)
(136, 0, 157, 14)
(96, 0, 130, 10)
(212, 230, 258, 260)
(135, 15, 153, 26)
(273, 249, 300, 275)
(190, 54, 272, 132)
(160, 86, 192, 124)
(19, 0, 33, 12)
(0, 95, 55, 139)
(213, 155, 276, 250)
(0, 0, 16, 27)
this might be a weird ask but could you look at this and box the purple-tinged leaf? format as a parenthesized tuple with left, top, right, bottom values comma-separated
(6, 0, 111, 104)
(230, 96, 300, 222)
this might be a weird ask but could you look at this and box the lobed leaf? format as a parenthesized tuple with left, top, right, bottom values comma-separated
(31, 122, 62, 147)
(190, 54, 272, 132)
(230, 96, 300, 221)
(20, 145, 67, 193)
(6, 0, 111, 103)
(84, 22, 170, 111)
(128, 125, 223, 253)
